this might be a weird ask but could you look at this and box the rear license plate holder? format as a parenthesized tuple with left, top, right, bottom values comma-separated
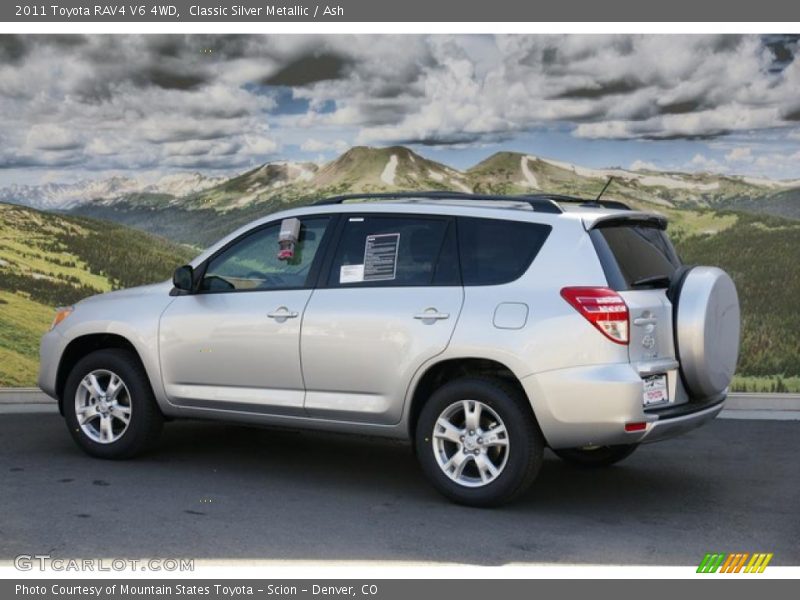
(643, 374, 669, 407)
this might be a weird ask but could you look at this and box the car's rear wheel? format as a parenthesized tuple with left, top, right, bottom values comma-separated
(63, 349, 163, 459)
(415, 377, 543, 507)
(552, 444, 638, 467)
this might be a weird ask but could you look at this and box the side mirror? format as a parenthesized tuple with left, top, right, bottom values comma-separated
(172, 265, 195, 292)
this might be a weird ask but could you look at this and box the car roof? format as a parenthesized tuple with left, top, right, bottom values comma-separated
(190, 193, 665, 266)
(313, 191, 632, 213)
(249, 196, 634, 227)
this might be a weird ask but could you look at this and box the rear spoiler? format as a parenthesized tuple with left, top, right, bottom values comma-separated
(585, 212, 668, 231)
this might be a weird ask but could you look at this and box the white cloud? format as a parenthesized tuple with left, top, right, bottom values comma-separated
(1, 34, 799, 179)
(242, 135, 280, 155)
(725, 147, 753, 162)
(23, 124, 83, 152)
(630, 160, 660, 171)
(299, 138, 349, 153)
(753, 150, 800, 171)
(689, 153, 726, 172)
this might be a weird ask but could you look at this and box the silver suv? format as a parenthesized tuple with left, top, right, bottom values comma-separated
(39, 193, 740, 507)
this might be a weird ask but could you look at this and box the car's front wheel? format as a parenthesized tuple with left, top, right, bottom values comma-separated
(552, 444, 638, 467)
(63, 349, 163, 459)
(415, 377, 544, 507)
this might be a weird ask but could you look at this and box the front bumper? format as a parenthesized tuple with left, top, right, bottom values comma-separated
(38, 328, 66, 400)
(521, 363, 725, 450)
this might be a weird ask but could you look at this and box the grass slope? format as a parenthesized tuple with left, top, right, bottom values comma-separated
(675, 213, 800, 386)
(0, 203, 195, 386)
(71, 200, 281, 247)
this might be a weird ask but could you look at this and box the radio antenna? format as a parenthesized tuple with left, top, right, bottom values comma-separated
(595, 176, 614, 202)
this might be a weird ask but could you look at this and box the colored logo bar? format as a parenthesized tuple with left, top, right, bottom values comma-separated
(697, 553, 773, 573)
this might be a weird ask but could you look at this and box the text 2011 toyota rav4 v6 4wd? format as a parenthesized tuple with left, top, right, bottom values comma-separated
(39, 192, 740, 506)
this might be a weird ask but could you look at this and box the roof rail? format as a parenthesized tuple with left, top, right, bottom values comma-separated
(522, 194, 631, 211)
(313, 191, 563, 213)
(312, 191, 631, 213)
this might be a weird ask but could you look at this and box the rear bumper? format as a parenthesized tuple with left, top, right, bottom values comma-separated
(639, 396, 725, 444)
(521, 363, 724, 450)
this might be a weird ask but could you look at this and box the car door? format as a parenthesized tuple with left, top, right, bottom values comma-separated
(159, 215, 332, 414)
(300, 214, 463, 425)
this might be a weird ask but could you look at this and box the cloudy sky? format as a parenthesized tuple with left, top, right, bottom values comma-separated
(1, 34, 800, 185)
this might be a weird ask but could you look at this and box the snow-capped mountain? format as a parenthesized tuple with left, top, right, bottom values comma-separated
(3, 146, 800, 221)
(0, 172, 227, 210)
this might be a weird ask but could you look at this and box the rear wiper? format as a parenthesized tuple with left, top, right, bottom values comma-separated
(631, 275, 671, 288)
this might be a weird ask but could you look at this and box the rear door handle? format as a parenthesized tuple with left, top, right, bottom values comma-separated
(267, 308, 299, 320)
(414, 310, 450, 321)
(633, 316, 658, 326)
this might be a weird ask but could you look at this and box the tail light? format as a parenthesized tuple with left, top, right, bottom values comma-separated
(625, 422, 647, 432)
(560, 287, 629, 345)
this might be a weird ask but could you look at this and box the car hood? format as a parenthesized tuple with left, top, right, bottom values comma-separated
(77, 280, 173, 306)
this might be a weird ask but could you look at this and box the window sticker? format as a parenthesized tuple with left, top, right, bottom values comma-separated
(339, 264, 365, 284)
(363, 233, 400, 281)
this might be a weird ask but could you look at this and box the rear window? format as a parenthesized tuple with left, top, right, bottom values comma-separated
(590, 223, 681, 290)
(327, 215, 459, 287)
(457, 217, 552, 286)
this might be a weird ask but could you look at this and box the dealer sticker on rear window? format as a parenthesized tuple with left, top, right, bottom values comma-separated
(362, 233, 400, 281)
(339, 264, 365, 284)
(643, 374, 669, 406)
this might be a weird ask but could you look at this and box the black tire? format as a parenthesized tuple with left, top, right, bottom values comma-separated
(552, 444, 638, 468)
(415, 377, 544, 507)
(63, 349, 163, 459)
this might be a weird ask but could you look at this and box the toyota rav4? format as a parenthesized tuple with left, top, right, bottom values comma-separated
(39, 192, 740, 506)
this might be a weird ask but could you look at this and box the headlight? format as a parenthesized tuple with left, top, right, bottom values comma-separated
(50, 306, 74, 331)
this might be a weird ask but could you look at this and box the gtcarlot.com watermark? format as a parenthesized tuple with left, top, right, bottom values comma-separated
(14, 554, 194, 572)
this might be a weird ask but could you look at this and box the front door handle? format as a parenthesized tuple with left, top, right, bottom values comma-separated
(267, 307, 299, 320)
(414, 309, 450, 321)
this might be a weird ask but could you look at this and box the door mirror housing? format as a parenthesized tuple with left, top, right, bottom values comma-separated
(172, 265, 195, 293)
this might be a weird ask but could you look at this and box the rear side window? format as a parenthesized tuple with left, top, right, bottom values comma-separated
(590, 223, 681, 290)
(327, 215, 459, 287)
(457, 217, 552, 286)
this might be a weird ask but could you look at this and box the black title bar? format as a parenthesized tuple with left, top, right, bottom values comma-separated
(4, 0, 800, 22)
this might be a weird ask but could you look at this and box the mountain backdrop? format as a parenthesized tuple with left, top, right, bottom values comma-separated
(4, 145, 800, 244)
(1, 146, 799, 390)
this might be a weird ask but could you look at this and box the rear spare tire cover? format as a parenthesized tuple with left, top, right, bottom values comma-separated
(671, 266, 740, 398)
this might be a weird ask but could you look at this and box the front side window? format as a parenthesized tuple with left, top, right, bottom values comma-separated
(327, 216, 459, 287)
(200, 217, 329, 292)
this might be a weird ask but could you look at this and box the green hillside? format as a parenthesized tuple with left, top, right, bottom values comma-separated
(72, 147, 476, 245)
(674, 212, 800, 389)
(72, 199, 282, 247)
(0, 203, 195, 386)
(68, 146, 800, 242)
(81, 146, 474, 218)
(720, 188, 800, 220)
(466, 151, 797, 214)
(179, 162, 318, 210)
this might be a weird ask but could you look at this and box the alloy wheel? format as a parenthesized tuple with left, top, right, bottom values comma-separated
(74, 369, 132, 444)
(432, 399, 510, 488)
